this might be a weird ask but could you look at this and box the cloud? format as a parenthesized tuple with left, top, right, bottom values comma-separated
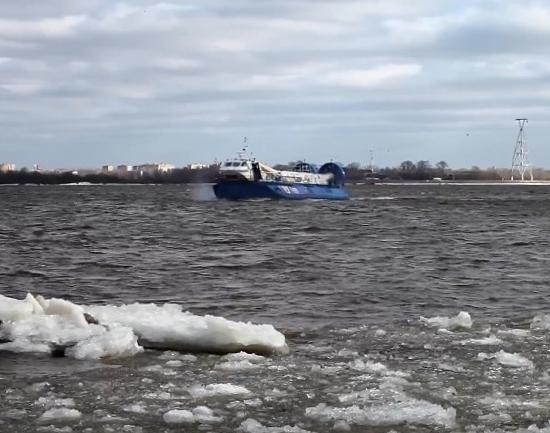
(322, 64, 423, 88)
(2, 0, 550, 168)
(0, 15, 86, 38)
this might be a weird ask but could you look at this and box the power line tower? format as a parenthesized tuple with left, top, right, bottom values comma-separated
(511, 118, 533, 181)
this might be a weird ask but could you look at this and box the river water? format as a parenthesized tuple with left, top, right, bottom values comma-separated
(1, 183, 550, 433)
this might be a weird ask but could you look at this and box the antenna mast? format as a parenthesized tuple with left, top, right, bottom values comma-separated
(369, 149, 374, 172)
(511, 118, 533, 181)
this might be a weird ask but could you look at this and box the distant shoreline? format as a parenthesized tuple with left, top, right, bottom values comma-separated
(368, 180, 550, 186)
(2, 180, 550, 187)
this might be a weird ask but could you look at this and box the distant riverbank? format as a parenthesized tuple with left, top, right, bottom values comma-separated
(3, 163, 550, 185)
(0, 168, 219, 185)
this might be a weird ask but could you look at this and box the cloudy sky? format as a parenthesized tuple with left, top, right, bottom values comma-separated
(1, 0, 550, 169)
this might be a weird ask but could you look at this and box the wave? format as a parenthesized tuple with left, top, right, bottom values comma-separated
(0, 294, 288, 360)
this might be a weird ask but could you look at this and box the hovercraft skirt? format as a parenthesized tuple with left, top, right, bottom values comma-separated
(213, 181, 348, 200)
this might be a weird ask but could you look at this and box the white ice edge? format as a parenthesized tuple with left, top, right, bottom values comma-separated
(0, 293, 288, 360)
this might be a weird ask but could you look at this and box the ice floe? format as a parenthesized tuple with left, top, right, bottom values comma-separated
(478, 412, 513, 423)
(216, 359, 261, 371)
(348, 359, 388, 374)
(305, 400, 456, 428)
(497, 328, 531, 337)
(215, 351, 267, 371)
(479, 393, 543, 410)
(478, 350, 534, 369)
(531, 314, 550, 330)
(36, 396, 75, 409)
(188, 383, 252, 399)
(333, 419, 351, 431)
(238, 418, 313, 433)
(348, 358, 408, 378)
(495, 350, 534, 369)
(457, 334, 502, 345)
(88, 302, 287, 355)
(420, 311, 473, 330)
(0, 293, 287, 359)
(310, 364, 343, 374)
(220, 351, 267, 362)
(122, 403, 148, 414)
(163, 406, 222, 424)
(38, 408, 82, 424)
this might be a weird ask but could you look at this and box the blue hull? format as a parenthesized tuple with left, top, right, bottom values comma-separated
(213, 181, 349, 200)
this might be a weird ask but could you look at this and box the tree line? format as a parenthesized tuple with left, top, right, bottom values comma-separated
(0, 166, 220, 185)
(1, 160, 549, 184)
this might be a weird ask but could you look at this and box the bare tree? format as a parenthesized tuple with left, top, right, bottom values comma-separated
(416, 160, 431, 172)
(436, 161, 448, 171)
(400, 160, 415, 171)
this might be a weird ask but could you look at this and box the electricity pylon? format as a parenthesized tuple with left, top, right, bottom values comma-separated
(511, 118, 533, 181)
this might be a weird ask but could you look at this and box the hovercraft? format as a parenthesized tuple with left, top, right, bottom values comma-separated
(213, 154, 349, 200)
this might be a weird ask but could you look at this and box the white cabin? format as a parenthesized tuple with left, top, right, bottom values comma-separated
(219, 158, 334, 186)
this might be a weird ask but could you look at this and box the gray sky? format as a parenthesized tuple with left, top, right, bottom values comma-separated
(1, 0, 550, 169)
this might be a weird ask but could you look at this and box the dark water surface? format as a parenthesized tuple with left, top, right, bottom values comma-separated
(2, 184, 550, 433)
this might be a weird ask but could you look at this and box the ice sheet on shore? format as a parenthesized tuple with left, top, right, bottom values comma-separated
(0, 293, 288, 359)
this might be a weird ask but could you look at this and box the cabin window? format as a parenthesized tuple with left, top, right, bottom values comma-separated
(232, 162, 240, 167)
(241, 162, 247, 166)
(224, 162, 232, 167)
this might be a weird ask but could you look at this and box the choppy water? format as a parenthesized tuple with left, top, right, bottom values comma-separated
(2, 183, 550, 433)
